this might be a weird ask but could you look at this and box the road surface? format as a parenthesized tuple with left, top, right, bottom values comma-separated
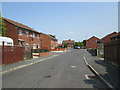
(2, 49, 105, 88)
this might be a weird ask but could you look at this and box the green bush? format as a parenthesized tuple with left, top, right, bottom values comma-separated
(100, 54, 104, 58)
(33, 49, 49, 53)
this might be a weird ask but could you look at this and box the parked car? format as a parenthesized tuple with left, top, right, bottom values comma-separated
(0, 36, 14, 46)
(74, 46, 80, 49)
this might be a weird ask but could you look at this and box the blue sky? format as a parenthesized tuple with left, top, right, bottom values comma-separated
(2, 2, 118, 43)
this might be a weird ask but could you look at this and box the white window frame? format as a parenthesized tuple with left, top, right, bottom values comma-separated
(37, 34, 40, 39)
(18, 41, 22, 46)
(33, 43, 37, 49)
(19, 29, 22, 35)
(33, 33, 35, 38)
(25, 43, 29, 46)
(26, 31, 29, 37)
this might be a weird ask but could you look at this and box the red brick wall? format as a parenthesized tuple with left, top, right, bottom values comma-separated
(4, 20, 41, 48)
(86, 36, 100, 48)
(4, 20, 19, 45)
(101, 32, 117, 44)
(19, 30, 41, 49)
(51, 40, 58, 49)
(40, 33, 51, 50)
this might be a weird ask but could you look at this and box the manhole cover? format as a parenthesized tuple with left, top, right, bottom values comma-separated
(44, 75, 51, 78)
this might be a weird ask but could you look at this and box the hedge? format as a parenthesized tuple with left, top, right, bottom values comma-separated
(33, 49, 49, 53)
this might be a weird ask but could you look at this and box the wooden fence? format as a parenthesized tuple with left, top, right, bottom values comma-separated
(1, 45, 24, 65)
(104, 40, 120, 66)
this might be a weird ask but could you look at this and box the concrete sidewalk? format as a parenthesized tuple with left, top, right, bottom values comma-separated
(84, 50, 119, 88)
(1, 53, 57, 74)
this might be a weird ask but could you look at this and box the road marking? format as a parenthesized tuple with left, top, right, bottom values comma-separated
(0, 54, 59, 74)
(85, 74, 90, 79)
(70, 66, 76, 68)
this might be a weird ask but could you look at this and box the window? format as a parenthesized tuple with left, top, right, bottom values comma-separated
(37, 34, 40, 39)
(38, 44, 40, 48)
(26, 31, 29, 37)
(18, 41, 22, 46)
(25, 43, 29, 46)
(19, 29, 22, 35)
(40, 39, 42, 42)
(33, 33, 35, 38)
(33, 43, 37, 49)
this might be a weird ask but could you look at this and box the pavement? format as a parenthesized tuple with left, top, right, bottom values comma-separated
(2, 49, 105, 88)
(84, 49, 120, 88)
(1, 52, 64, 74)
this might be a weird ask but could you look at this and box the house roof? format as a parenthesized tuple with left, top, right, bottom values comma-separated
(62, 40, 75, 44)
(2, 17, 40, 33)
(101, 32, 118, 41)
(47, 34, 58, 41)
(40, 32, 58, 41)
(87, 36, 100, 41)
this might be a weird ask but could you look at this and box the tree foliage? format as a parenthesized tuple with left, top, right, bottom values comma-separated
(64, 44, 68, 48)
(74, 40, 86, 47)
(0, 16, 7, 36)
(82, 40, 86, 46)
(74, 42, 83, 46)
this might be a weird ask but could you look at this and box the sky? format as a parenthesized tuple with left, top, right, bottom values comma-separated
(2, 2, 118, 43)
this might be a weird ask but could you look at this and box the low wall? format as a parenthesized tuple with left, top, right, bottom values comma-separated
(33, 52, 51, 58)
(51, 48, 66, 51)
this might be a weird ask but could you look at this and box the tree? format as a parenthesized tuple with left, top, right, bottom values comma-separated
(0, 16, 7, 36)
(64, 44, 68, 48)
(82, 40, 86, 46)
(74, 42, 84, 47)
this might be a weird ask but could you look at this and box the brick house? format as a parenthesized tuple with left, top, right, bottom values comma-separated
(40, 33, 51, 50)
(47, 34, 58, 50)
(110, 32, 120, 41)
(86, 36, 100, 49)
(40, 33, 58, 50)
(62, 39, 75, 47)
(101, 32, 118, 44)
(3, 17, 41, 49)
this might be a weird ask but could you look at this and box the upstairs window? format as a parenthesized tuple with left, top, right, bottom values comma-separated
(33, 33, 35, 38)
(19, 29, 22, 35)
(37, 34, 40, 39)
(25, 43, 29, 46)
(26, 31, 29, 37)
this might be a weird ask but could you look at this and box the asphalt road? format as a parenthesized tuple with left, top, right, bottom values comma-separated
(2, 49, 105, 88)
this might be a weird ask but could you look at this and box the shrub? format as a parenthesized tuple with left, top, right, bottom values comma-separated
(33, 49, 49, 53)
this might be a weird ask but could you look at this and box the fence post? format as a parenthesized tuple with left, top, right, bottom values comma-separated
(2, 41, 5, 64)
(118, 40, 120, 67)
(104, 44, 106, 62)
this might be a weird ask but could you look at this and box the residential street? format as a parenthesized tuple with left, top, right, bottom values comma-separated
(1, 2, 119, 89)
(2, 49, 105, 88)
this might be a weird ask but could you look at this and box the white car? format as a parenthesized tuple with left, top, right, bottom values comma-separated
(0, 36, 14, 46)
